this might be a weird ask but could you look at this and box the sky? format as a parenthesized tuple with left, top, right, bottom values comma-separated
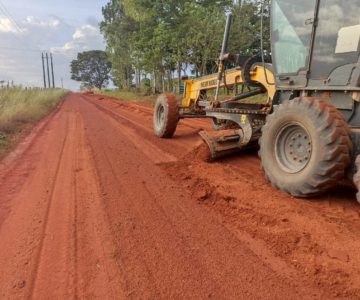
(0, 0, 109, 90)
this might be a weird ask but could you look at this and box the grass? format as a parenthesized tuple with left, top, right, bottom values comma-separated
(0, 88, 69, 157)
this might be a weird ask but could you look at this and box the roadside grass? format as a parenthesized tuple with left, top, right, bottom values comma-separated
(0, 88, 69, 158)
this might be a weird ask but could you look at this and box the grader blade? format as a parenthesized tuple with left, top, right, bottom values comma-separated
(199, 129, 243, 160)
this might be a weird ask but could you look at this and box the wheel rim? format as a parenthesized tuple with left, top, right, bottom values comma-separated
(275, 122, 312, 174)
(156, 104, 165, 129)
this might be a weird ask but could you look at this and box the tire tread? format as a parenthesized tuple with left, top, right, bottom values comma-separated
(259, 97, 351, 197)
(153, 93, 179, 138)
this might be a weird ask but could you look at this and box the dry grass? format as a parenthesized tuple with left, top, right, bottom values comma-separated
(0, 88, 69, 156)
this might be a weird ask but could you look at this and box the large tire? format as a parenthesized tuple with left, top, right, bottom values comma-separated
(259, 97, 351, 197)
(153, 93, 179, 138)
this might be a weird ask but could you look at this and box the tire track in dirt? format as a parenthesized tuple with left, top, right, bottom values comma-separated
(80, 98, 209, 298)
(28, 101, 130, 299)
(83, 94, 360, 298)
(0, 95, 129, 299)
(78, 101, 171, 298)
(0, 103, 73, 299)
(1, 93, 360, 299)
(0, 103, 65, 227)
(87, 100, 178, 164)
(84, 95, 209, 155)
(86, 134, 165, 299)
(71, 111, 128, 298)
(26, 113, 71, 299)
(90, 94, 209, 131)
(77, 95, 325, 299)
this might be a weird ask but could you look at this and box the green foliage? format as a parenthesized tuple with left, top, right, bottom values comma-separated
(100, 0, 270, 91)
(229, 0, 271, 55)
(71, 50, 112, 90)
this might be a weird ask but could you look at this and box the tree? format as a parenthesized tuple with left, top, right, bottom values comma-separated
(70, 50, 112, 90)
(100, 0, 269, 92)
(101, 0, 136, 89)
(229, 0, 271, 55)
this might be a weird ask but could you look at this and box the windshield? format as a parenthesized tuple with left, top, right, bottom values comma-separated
(271, 0, 316, 74)
(311, 0, 360, 79)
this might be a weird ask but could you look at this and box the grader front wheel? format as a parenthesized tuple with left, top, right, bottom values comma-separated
(153, 93, 179, 138)
(259, 97, 351, 197)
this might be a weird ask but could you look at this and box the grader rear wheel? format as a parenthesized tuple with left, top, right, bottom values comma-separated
(259, 97, 351, 197)
(153, 93, 179, 138)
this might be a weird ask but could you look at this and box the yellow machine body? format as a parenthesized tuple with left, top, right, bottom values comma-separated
(181, 65, 276, 108)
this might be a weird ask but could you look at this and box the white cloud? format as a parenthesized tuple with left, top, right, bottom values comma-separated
(73, 25, 95, 39)
(51, 24, 105, 57)
(0, 16, 20, 34)
(0, 13, 106, 91)
(25, 16, 61, 28)
(49, 19, 61, 28)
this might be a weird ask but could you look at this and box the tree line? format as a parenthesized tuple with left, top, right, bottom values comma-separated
(99, 0, 270, 93)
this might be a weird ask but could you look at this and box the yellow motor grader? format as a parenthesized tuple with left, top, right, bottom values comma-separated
(153, 0, 360, 202)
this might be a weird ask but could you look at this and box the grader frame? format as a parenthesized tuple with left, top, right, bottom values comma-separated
(153, 0, 360, 202)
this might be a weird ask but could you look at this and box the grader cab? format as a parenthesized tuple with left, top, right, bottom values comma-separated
(153, 0, 360, 201)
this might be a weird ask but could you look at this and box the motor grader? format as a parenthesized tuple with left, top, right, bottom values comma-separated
(153, 0, 360, 202)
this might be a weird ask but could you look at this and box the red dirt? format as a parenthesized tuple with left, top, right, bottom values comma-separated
(1, 93, 360, 299)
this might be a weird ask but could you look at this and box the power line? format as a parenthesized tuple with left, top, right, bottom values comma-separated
(0, 13, 28, 49)
(0, 4, 78, 56)
(0, 1, 44, 53)
(0, 0, 24, 34)
(0, 3, 64, 90)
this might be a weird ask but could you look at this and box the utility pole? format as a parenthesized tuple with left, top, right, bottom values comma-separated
(61, 78, 64, 89)
(42, 53, 47, 88)
(50, 53, 55, 88)
(46, 53, 51, 89)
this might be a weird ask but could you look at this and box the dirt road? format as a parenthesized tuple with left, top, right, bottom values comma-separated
(1, 93, 360, 299)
